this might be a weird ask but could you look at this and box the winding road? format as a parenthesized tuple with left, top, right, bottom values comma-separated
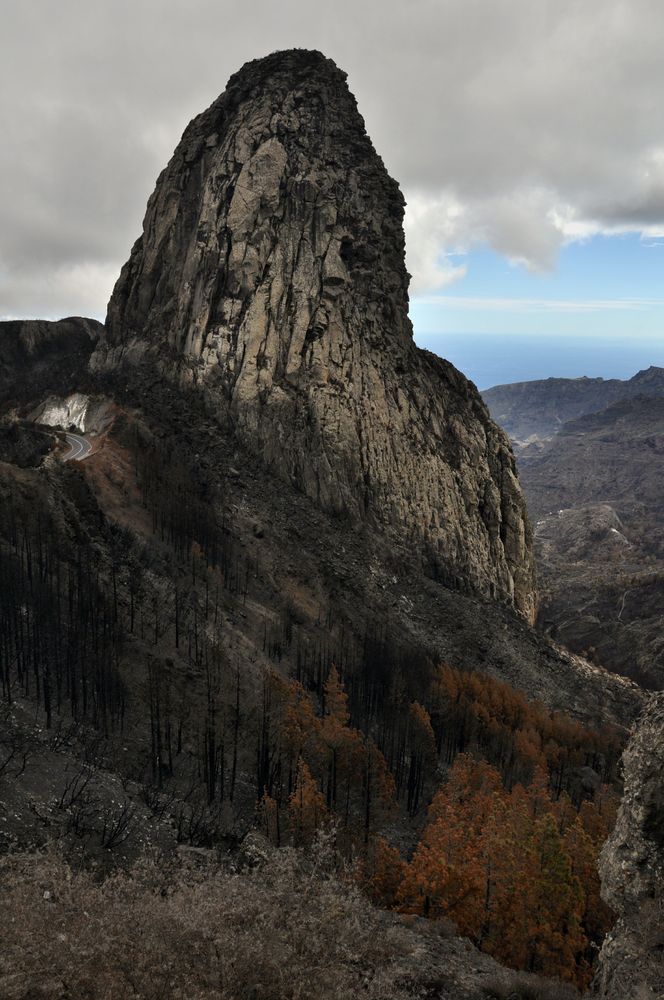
(63, 432, 92, 462)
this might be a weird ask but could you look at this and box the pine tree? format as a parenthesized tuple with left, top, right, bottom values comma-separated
(288, 758, 327, 845)
(529, 813, 585, 981)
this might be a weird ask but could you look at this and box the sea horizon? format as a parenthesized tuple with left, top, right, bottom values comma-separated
(416, 331, 664, 391)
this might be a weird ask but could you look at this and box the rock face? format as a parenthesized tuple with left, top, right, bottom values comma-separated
(594, 693, 664, 998)
(29, 392, 113, 435)
(0, 317, 102, 410)
(97, 49, 534, 616)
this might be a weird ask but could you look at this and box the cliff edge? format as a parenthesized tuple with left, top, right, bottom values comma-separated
(595, 693, 664, 997)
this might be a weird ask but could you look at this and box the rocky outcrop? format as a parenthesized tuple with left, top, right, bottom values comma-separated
(594, 693, 664, 997)
(29, 392, 114, 435)
(95, 49, 534, 616)
(0, 317, 102, 410)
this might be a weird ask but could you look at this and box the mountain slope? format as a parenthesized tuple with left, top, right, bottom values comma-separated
(0, 316, 102, 409)
(520, 394, 664, 519)
(519, 396, 664, 687)
(482, 366, 664, 444)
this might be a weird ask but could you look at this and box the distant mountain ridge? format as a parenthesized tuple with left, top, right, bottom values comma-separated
(0, 317, 101, 408)
(482, 365, 664, 443)
(516, 393, 664, 688)
(482, 361, 664, 688)
(520, 393, 664, 519)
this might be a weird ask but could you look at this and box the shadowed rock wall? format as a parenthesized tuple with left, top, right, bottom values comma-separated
(595, 693, 664, 998)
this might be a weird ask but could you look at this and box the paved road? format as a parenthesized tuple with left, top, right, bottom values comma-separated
(63, 433, 92, 462)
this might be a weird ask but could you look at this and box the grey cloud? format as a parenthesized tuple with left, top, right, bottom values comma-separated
(2, 0, 664, 315)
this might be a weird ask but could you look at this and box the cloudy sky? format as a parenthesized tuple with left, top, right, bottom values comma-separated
(2, 0, 664, 384)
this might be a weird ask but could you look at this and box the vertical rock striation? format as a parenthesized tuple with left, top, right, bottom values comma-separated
(594, 693, 664, 998)
(97, 49, 534, 615)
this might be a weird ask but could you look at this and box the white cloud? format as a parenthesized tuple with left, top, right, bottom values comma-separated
(2, 0, 664, 310)
(0, 262, 117, 321)
(404, 193, 469, 292)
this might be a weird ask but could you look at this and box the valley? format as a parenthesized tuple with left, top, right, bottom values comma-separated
(485, 377, 664, 689)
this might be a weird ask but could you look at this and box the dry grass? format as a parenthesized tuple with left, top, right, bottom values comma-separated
(482, 971, 581, 1000)
(0, 836, 420, 1000)
(0, 833, 592, 1000)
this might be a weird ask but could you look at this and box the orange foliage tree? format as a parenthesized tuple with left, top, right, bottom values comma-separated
(428, 664, 622, 797)
(361, 834, 407, 909)
(257, 657, 620, 987)
(397, 754, 614, 988)
(260, 668, 395, 847)
(288, 758, 328, 845)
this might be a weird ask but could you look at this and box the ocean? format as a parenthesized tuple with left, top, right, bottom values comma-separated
(415, 332, 664, 391)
